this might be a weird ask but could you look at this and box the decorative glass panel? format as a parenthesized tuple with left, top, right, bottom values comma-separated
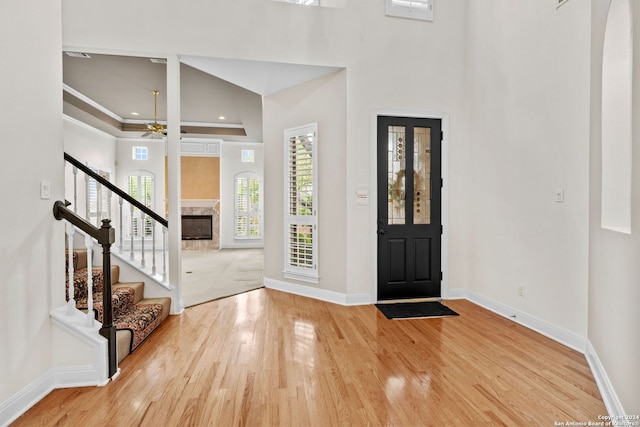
(388, 126, 406, 225)
(414, 127, 431, 224)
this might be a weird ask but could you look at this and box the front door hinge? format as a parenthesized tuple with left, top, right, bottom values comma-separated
(441, 178, 443, 188)
(440, 271, 443, 280)
(440, 225, 443, 234)
(441, 131, 444, 142)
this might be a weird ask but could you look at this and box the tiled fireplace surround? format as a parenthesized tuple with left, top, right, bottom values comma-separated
(181, 200, 220, 250)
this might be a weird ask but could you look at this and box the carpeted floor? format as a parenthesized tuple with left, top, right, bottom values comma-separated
(181, 248, 264, 307)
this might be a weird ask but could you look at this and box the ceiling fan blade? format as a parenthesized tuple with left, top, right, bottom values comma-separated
(141, 131, 151, 137)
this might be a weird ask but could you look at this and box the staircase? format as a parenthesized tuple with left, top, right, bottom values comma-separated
(68, 249, 171, 363)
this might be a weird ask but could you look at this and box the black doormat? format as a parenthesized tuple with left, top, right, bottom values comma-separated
(375, 301, 459, 320)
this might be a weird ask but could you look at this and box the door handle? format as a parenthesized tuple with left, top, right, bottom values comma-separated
(377, 229, 386, 235)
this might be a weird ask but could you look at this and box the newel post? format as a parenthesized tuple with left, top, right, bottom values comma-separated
(97, 218, 117, 378)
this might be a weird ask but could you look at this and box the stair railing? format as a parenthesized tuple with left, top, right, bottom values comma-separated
(53, 200, 118, 379)
(65, 152, 169, 282)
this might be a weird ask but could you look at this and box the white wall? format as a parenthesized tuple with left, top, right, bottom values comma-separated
(460, 1, 591, 337)
(0, 0, 63, 413)
(264, 70, 347, 293)
(63, 117, 117, 227)
(220, 142, 264, 249)
(588, 0, 640, 415)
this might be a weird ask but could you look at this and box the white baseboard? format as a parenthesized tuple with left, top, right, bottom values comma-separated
(264, 277, 371, 306)
(0, 364, 109, 427)
(447, 288, 587, 352)
(585, 340, 626, 417)
(0, 369, 54, 427)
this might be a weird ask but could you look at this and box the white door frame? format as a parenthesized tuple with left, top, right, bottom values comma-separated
(370, 109, 450, 302)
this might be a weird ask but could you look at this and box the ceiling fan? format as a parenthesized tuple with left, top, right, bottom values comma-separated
(142, 90, 165, 137)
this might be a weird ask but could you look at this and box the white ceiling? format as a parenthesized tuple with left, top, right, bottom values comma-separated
(180, 55, 342, 97)
(62, 52, 343, 141)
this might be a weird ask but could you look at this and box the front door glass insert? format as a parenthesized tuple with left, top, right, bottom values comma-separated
(388, 126, 406, 225)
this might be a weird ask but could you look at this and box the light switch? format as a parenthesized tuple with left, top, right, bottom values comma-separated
(356, 188, 369, 205)
(40, 181, 51, 200)
(554, 188, 564, 203)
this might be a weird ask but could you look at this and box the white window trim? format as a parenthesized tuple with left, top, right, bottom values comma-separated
(132, 146, 148, 160)
(273, 0, 319, 5)
(386, 0, 434, 22)
(234, 172, 263, 240)
(284, 123, 319, 283)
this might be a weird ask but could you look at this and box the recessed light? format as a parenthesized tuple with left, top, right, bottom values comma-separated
(218, 116, 226, 120)
(131, 112, 139, 116)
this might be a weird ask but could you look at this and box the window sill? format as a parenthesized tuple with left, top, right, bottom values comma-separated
(284, 271, 319, 284)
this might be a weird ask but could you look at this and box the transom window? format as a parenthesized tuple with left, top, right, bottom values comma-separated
(284, 123, 318, 283)
(273, 0, 319, 5)
(132, 146, 148, 160)
(241, 149, 255, 163)
(386, 0, 434, 22)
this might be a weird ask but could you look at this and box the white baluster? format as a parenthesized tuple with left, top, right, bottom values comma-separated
(151, 219, 157, 275)
(119, 196, 124, 254)
(85, 171, 90, 222)
(66, 223, 76, 316)
(130, 204, 135, 261)
(96, 181, 102, 227)
(140, 211, 146, 268)
(72, 166, 78, 213)
(84, 234, 95, 328)
(106, 187, 112, 224)
(162, 226, 167, 282)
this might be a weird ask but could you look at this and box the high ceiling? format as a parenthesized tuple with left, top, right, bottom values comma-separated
(62, 52, 342, 142)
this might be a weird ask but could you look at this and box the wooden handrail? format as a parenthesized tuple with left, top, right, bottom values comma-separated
(53, 200, 118, 379)
(64, 152, 168, 228)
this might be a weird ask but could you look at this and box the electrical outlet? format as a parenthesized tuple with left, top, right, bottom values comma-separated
(518, 286, 525, 297)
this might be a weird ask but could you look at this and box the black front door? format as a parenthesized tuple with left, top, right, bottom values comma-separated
(377, 116, 442, 301)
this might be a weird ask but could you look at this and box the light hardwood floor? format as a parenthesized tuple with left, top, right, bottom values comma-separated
(13, 289, 606, 426)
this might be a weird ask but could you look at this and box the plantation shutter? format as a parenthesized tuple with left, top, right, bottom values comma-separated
(284, 124, 318, 283)
(87, 169, 112, 227)
(127, 174, 154, 238)
(235, 174, 262, 239)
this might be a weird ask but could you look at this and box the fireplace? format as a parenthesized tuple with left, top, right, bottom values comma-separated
(181, 215, 213, 240)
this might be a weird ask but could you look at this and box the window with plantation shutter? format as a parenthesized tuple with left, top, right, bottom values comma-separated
(235, 172, 262, 239)
(386, 0, 434, 21)
(284, 123, 318, 283)
(126, 173, 154, 239)
(87, 168, 112, 227)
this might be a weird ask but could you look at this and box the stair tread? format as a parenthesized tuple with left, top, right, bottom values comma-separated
(113, 282, 145, 304)
(138, 297, 172, 322)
